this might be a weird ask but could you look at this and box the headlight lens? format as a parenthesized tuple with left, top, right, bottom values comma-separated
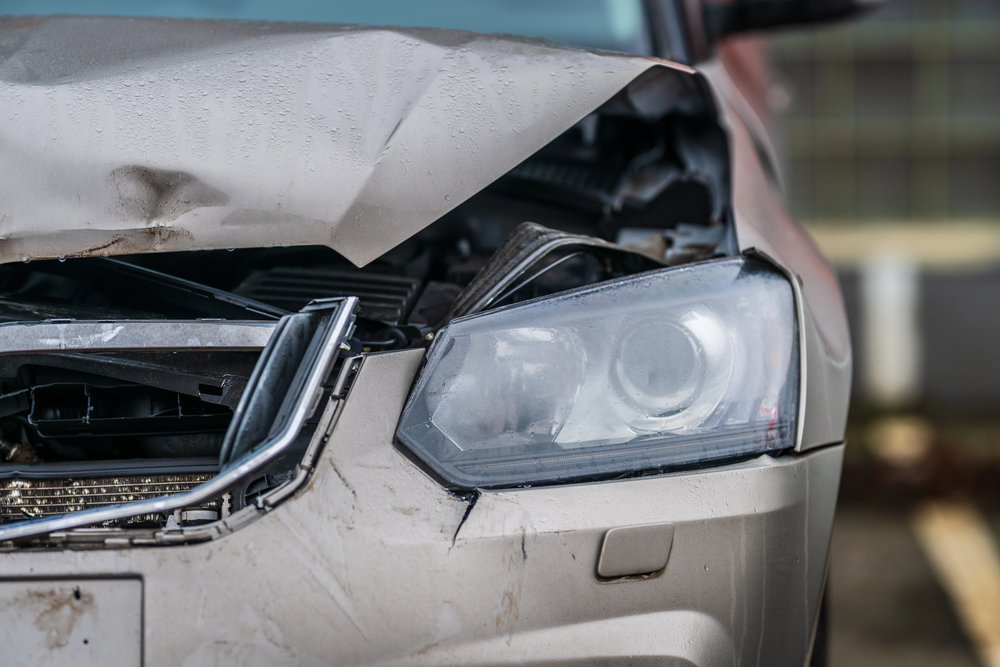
(396, 258, 799, 488)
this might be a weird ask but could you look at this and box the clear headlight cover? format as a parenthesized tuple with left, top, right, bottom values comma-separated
(396, 258, 799, 488)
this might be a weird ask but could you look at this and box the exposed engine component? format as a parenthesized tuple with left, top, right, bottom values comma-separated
(616, 221, 730, 266)
(0, 320, 272, 465)
(27, 383, 232, 459)
(0, 350, 263, 411)
(0, 439, 37, 464)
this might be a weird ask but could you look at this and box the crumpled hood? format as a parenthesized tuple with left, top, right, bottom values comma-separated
(0, 16, 690, 266)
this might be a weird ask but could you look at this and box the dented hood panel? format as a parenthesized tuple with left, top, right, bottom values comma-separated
(0, 16, 688, 266)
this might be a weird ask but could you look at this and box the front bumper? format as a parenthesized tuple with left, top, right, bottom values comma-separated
(0, 349, 842, 667)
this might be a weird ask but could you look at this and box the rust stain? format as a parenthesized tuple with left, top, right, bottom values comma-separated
(496, 528, 528, 644)
(12, 586, 96, 649)
(69, 225, 196, 259)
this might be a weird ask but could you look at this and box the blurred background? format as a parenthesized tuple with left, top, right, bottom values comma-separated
(761, 0, 1000, 663)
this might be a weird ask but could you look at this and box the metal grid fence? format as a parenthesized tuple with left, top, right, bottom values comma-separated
(770, 0, 1000, 222)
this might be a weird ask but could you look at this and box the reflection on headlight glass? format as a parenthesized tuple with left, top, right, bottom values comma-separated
(430, 327, 586, 450)
(396, 258, 799, 488)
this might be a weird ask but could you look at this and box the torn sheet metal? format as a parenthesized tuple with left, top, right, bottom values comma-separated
(0, 16, 693, 267)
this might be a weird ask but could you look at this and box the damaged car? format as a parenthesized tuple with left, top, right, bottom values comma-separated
(0, 0, 861, 665)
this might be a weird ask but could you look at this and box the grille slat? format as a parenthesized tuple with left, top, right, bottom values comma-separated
(0, 473, 217, 525)
(234, 268, 421, 324)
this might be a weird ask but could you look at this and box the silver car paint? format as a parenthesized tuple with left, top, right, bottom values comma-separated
(0, 350, 843, 666)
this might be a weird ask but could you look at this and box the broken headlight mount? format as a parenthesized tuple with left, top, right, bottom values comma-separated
(396, 258, 800, 489)
(0, 296, 359, 545)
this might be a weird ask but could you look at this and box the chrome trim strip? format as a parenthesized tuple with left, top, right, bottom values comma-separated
(0, 297, 358, 542)
(0, 320, 277, 353)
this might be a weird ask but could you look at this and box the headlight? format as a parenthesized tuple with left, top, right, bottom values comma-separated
(396, 258, 799, 488)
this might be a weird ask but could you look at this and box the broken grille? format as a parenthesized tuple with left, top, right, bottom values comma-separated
(0, 473, 218, 525)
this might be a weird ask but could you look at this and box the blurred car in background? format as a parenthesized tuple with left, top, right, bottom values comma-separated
(0, 1, 869, 664)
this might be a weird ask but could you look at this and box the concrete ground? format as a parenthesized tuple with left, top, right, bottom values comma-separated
(828, 505, 979, 667)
